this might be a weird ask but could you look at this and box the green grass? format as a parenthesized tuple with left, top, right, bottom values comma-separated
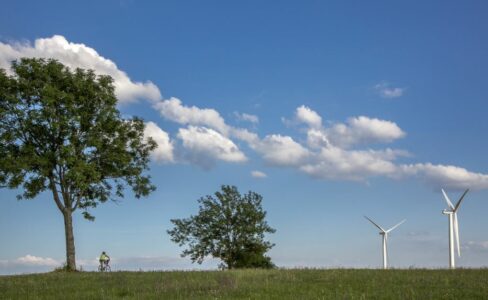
(1, 269, 488, 299)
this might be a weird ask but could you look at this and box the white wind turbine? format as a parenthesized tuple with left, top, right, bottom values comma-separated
(441, 188, 469, 269)
(364, 216, 406, 269)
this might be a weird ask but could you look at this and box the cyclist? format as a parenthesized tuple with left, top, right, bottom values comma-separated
(99, 251, 110, 270)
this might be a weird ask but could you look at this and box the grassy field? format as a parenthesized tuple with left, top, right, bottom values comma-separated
(1, 268, 488, 299)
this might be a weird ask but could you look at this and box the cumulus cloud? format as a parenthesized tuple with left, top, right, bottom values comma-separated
(0, 255, 63, 275)
(325, 116, 406, 148)
(232, 127, 313, 168)
(464, 241, 488, 251)
(144, 122, 174, 163)
(272, 106, 408, 181)
(154, 98, 229, 135)
(375, 81, 405, 99)
(300, 147, 404, 181)
(306, 128, 331, 149)
(251, 170, 267, 178)
(150, 99, 488, 189)
(252, 134, 311, 167)
(230, 128, 260, 145)
(399, 163, 488, 190)
(293, 107, 405, 148)
(15, 255, 60, 266)
(234, 112, 259, 124)
(266, 105, 488, 189)
(0, 255, 220, 274)
(148, 99, 261, 168)
(295, 105, 322, 128)
(0, 35, 161, 103)
(177, 126, 247, 168)
(3, 36, 484, 188)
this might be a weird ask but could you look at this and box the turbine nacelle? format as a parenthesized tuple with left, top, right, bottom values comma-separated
(364, 216, 405, 269)
(441, 188, 469, 268)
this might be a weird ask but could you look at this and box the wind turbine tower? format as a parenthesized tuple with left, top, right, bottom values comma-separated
(441, 188, 469, 269)
(364, 216, 405, 269)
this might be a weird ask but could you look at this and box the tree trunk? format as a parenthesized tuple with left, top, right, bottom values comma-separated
(63, 211, 76, 271)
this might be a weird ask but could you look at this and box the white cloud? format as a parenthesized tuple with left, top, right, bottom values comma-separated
(326, 116, 406, 148)
(399, 163, 488, 190)
(272, 105, 488, 189)
(279, 107, 410, 181)
(144, 121, 174, 163)
(465, 241, 488, 251)
(252, 134, 311, 167)
(177, 126, 247, 168)
(0, 255, 220, 274)
(0, 255, 62, 275)
(230, 128, 260, 145)
(148, 99, 263, 168)
(295, 105, 322, 128)
(375, 81, 405, 99)
(7, 36, 485, 190)
(4, 36, 482, 189)
(251, 170, 267, 178)
(234, 112, 259, 124)
(306, 128, 331, 149)
(153, 100, 488, 190)
(0, 35, 161, 103)
(299, 143, 488, 188)
(300, 147, 403, 181)
(15, 255, 60, 267)
(154, 98, 229, 135)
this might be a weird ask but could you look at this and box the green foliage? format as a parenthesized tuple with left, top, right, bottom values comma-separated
(2, 269, 488, 299)
(233, 248, 275, 269)
(0, 58, 156, 218)
(168, 185, 276, 269)
(0, 58, 157, 270)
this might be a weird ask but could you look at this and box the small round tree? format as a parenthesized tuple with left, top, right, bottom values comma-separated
(168, 185, 276, 269)
(0, 58, 157, 271)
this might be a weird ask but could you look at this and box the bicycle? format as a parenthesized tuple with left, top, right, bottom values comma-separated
(98, 260, 111, 272)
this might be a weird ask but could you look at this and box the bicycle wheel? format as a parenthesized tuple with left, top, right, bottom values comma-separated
(105, 265, 111, 272)
(98, 265, 103, 272)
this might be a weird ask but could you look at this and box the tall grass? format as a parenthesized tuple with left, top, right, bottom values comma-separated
(1, 268, 487, 299)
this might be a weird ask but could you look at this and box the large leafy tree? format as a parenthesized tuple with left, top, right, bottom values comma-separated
(168, 185, 276, 269)
(0, 58, 157, 271)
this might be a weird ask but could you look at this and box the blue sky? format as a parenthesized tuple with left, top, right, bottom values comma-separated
(1, 0, 488, 274)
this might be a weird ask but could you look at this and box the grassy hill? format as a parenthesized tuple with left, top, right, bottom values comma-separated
(1, 268, 487, 299)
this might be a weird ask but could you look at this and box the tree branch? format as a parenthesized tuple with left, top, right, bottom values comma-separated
(72, 195, 81, 211)
(58, 165, 71, 210)
(49, 176, 66, 213)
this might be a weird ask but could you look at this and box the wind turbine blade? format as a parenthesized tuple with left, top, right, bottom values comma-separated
(386, 219, 406, 233)
(454, 213, 461, 256)
(442, 189, 455, 209)
(454, 189, 469, 212)
(364, 216, 386, 232)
